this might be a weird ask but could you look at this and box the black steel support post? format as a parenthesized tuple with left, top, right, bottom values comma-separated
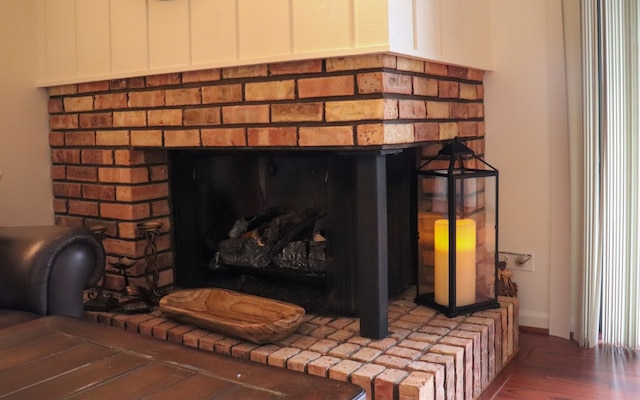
(356, 153, 389, 339)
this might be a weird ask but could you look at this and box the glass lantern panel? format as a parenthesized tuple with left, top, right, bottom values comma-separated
(417, 174, 448, 299)
(454, 174, 497, 304)
(478, 175, 498, 302)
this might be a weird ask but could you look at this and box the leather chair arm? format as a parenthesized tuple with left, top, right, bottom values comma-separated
(0, 226, 105, 318)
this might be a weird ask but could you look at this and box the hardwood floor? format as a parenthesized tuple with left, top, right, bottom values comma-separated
(479, 331, 640, 399)
(0, 317, 365, 399)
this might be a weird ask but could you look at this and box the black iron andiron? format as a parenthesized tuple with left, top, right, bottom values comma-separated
(84, 225, 119, 312)
(138, 221, 165, 303)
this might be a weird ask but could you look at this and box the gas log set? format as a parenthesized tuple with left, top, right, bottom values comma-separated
(215, 206, 328, 276)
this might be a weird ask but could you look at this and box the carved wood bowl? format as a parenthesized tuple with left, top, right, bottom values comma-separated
(159, 288, 306, 344)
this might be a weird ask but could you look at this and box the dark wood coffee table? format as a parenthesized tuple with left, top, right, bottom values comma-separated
(0, 316, 365, 399)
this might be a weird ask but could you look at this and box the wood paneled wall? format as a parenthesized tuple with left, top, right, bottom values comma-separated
(37, 0, 491, 86)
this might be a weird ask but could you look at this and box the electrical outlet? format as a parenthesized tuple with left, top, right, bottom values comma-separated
(498, 251, 534, 272)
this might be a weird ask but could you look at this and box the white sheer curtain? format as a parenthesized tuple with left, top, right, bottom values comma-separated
(575, 0, 640, 349)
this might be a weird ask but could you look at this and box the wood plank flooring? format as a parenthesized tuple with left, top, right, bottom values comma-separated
(479, 331, 640, 400)
(0, 317, 365, 400)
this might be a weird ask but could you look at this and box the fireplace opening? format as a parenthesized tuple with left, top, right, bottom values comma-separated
(169, 148, 418, 316)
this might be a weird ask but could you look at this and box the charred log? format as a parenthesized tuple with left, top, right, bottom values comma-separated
(274, 233, 327, 272)
(227, 207, 280, 239)
(216, 207, 327, 274)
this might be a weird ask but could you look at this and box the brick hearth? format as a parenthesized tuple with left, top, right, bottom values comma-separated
(88, 292, 518, 400)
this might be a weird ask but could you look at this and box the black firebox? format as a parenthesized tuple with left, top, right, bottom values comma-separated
(169, 148, 417, 337)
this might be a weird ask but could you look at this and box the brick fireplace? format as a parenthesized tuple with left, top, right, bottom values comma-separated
(47, 53, 486, 339)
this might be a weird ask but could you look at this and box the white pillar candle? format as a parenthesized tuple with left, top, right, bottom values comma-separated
(434, 218, 476, 306)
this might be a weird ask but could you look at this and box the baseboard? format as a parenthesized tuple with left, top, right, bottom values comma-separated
(520, 325, 549, 335)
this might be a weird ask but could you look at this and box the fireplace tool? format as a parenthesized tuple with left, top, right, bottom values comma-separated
(83, 225, 119, 312)
(138, 221, 165, 303)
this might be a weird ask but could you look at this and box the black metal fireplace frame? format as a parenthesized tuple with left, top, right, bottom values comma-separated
(168, 147, 418, 339)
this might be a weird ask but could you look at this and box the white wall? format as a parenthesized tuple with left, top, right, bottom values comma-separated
(485, 0, 571, 336)
(0, 0, 54, 226)
(388, 0, 492, 70)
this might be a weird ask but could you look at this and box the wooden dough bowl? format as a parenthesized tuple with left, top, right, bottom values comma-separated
(159, 288, 306, 344)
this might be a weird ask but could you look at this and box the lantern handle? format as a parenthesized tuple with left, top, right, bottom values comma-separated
(437, 138, 474, 157)
(418, 137, 499, 173)
(418, 138, 473, 170)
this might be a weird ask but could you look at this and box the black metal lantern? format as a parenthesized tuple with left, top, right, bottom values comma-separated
(416, 138, 500, 317)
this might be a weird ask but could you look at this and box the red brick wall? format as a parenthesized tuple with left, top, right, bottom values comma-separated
(47, 54, 486, 292)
